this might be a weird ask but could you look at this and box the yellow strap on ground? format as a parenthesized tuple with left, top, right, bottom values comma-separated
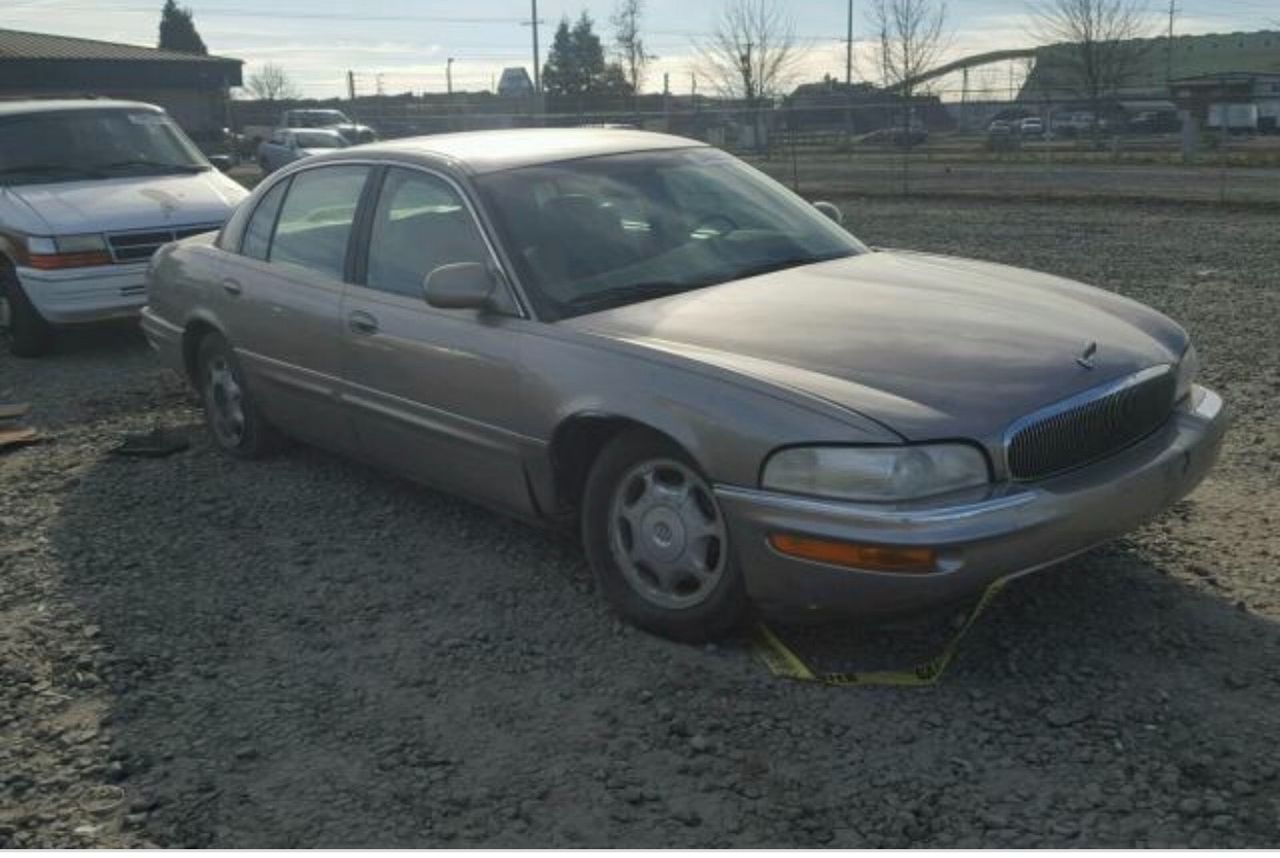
(753, 576, 1011, 687)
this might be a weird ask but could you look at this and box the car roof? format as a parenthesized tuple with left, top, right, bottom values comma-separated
(353, 128, 708, 175)
(0, 98, 162, 118)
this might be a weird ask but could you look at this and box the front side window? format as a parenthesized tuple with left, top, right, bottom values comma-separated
(474, 148, 864, 320)
(365, 168, 489, 298)
(269, 166, 369, 280)
(0, 108, 208, 186)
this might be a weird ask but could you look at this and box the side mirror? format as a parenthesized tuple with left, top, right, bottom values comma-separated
(208, 154, 233, 172)
(424, 262, 497, 311)
(813, 201, 844, 225)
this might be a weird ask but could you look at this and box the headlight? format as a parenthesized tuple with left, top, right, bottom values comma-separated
(54, 234, 109, 254)
(1175, 342, 1199, 403)
(762, 444, 990, 503)
(25, 234, 111, 270)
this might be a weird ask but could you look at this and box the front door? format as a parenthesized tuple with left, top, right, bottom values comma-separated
(337, 166, 535, 515)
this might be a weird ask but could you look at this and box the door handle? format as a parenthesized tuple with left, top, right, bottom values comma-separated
(348, 311, 379, 335)
(220, 278, 243, 296)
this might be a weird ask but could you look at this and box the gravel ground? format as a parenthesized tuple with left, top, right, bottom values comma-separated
(2, 197, 1278, 848)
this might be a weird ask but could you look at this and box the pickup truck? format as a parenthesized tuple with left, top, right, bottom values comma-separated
(280, 109, 376, 144)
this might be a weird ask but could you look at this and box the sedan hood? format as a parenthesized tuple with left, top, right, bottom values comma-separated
(566, 251, 1187, 441)
(9, 171, 248, 234)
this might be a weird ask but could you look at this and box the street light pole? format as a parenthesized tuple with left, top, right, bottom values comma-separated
(531, 0, 541, 94)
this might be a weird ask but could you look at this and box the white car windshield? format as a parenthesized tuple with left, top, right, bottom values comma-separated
(0, 109, 208, 185)
(474, 147, 865, 320)
(294, 132, 347, 149)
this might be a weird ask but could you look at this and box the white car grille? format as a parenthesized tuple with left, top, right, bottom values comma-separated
(106, 224, 223, 264)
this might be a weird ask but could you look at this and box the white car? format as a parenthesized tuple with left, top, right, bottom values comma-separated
(0, 99, 248, 356)
(256, 128, 348, 174)
(1020, 117, 1046, 137)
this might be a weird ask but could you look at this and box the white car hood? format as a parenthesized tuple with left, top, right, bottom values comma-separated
(8, 170, 248, 235)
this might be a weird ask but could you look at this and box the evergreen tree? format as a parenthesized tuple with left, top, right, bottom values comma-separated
(158, 0, 207, 55)
(542, 12, 634, 97)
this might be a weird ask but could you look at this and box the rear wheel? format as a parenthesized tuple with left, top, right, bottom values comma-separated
(582, 429, 748, 642)
(196, 332, 283, 458)
(0, 269, 55, 358)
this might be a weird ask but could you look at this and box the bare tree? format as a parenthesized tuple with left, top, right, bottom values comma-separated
(245, 63, 302, 101)
(697, 0, 801, 101)
(1029, 0, 1157, 134)
(612, 0, 655, 95)
(868, 0, 949, 99)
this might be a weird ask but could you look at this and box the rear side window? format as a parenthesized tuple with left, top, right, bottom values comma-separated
(269, 166, 369, 280)
(240, 179, 288, 261)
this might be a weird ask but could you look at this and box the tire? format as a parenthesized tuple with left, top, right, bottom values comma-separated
(1, 270, 55, 358)
(195, 332, 283, 458)
(582, 429, 749, 642)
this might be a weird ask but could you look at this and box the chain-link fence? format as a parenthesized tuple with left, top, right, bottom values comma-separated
(223, 96, 1280, 206)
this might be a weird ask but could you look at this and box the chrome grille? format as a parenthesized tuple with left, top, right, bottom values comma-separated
(1006, 367, 1177, 481)
(106, 224, 221, 263)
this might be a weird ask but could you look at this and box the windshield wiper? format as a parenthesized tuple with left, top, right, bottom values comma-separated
(99, 159, 207, 174)
(566, 280, 702, 310)
(0, 163, 106, 179)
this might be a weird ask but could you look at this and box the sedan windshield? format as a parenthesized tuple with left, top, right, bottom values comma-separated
(294, 132, 347, 149)
(0, 109, 208, 185)
(474, 148, 865, 319)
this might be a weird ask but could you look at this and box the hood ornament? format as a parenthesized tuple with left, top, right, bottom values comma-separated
(1076, 341, 1098, 370)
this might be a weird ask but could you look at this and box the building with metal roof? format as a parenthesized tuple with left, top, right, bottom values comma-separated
(0, 28, 242, 142)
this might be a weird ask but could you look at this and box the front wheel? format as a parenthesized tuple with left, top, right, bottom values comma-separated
(196, 332, 283, 458)
(1, 272, 55, 358)
(582, 429, 748, 642)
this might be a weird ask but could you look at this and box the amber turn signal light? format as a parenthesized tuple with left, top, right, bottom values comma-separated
(28, 251, 113, 270)
(768, 533, 938, 574)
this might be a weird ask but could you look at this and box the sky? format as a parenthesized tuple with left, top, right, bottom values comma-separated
(4, 0, 1278, 99)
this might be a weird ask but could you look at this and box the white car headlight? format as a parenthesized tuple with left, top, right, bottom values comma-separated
(762, 444, 990, 503)
(55, 233, 109, 253)
(1175, 342, 1200, 403)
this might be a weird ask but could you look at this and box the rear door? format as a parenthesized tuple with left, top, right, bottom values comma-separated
(217, 163, 373, 451)
(337, 165, 536, 515)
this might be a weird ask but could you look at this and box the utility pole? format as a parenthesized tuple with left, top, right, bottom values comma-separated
(523, 0, 542, 95)
(845, 0, 854, 86)
(447, 57, 455, 96)
(347, 70, 356, 101)
(1166, 0, 1178, 84)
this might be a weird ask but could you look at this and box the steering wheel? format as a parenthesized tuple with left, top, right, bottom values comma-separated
(691, 213, 739, 238)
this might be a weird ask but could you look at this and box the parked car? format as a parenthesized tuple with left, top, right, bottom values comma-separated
(143, 129, 1226, 641)
(1019, 116, 1045, 137)
(279, 109, 377, 144)
(861, 123, 928, 148)
(258, 128, 349, 173)
(0, 99, 249, 356)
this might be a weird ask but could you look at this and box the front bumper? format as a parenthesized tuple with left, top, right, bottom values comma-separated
(715, 386, 1227, 616)
(16, 263, 148, 325)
